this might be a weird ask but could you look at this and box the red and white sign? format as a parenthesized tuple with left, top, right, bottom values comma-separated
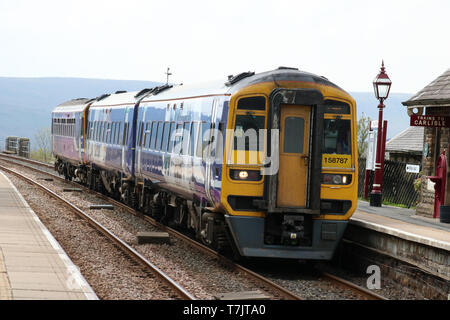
(410, 115, 450, 128)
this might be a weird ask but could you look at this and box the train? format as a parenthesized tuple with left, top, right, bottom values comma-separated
(51, 67, 358, 260)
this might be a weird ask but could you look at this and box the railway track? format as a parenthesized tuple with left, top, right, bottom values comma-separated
(0, 161, 195, 300)
(0, 153, 387, 300)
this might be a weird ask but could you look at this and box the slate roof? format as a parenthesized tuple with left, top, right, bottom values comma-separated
(403, 69, 450, 106)
(386, 126, 424, 154)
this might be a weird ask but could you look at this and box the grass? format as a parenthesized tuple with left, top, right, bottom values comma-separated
(358, 196, 416, 209)
(30, 150, 55, 164)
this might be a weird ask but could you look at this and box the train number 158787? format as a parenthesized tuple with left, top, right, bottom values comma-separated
(322, 154, 352, 168)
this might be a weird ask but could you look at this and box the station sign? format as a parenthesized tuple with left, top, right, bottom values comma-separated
(366, 131, 377, 171)
(406, 164, 420, 173)
(410, 115, 450, 128)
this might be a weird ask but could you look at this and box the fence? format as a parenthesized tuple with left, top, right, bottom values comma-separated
(358, 158, 420, 208)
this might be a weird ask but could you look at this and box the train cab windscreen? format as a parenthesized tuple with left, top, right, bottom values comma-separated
(323, 119, 351, 155)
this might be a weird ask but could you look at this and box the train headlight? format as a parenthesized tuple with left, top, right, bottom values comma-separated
(322, 174, 352, 185)
(230, 169, 262, 181)
(332, 175, 342, 184)
(239, 171, 249, 179)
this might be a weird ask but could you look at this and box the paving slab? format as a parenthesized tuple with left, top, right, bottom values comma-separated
(0, 171, 98, 300)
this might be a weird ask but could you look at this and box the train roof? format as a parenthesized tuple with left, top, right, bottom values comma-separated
(55, 68, 348, 109)
(53, 98, 92, 113)
(89, 91, 138, 108)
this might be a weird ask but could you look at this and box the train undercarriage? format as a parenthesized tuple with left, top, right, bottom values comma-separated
(54, 158, 236, 256)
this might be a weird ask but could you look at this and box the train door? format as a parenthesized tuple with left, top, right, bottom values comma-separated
(205, 98, 219, 204)
(277, 105, 311, 207)
(78, 112, 84, 162)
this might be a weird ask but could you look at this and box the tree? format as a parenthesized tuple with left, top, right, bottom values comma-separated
(357, 113, 371, 158)
(34, 127, 52, 162)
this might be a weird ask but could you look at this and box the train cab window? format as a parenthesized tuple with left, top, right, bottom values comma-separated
(237, 96, 266, 111)
(150, 121, 157, 149)
(156, 122, 164, 150)
(323, 118, 351, 155)
(233, 115, 265, 151)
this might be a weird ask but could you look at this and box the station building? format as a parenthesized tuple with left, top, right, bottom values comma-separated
(402, 68, 450, 217)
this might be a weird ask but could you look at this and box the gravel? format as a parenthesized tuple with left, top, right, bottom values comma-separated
(2, 169, 180, 300)
(1, 156, 427, 300)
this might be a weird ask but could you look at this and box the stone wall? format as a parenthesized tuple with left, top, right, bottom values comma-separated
(416, 107, 450, 217)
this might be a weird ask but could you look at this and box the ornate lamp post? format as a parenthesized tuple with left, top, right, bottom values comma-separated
(370, 61, 392, 207)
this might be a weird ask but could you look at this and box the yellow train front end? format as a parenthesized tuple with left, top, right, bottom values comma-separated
(220, 69, 357, 260)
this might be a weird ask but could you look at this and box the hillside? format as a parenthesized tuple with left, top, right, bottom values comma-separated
(352, 92, 413, 139)
(0, 77, 413, 150)
(0, 77, 162, 150)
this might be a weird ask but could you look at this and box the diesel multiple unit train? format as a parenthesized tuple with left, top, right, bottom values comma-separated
(51, 68, 358, 260)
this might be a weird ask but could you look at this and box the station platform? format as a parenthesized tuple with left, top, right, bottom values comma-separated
(345, 200, 449, 282)
(354, 200, 450, 249)
(0, 171, 97, 300)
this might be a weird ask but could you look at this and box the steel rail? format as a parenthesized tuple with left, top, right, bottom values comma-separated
(321, 272, 388, 300)
(0, 164, 195, 300)
(0, 155, 388, 300)
(0, 155, 302, 300)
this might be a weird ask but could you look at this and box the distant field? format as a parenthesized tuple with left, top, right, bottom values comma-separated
(0, 77, 162, 150)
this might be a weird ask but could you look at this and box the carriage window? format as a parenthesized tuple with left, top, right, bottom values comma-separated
(182, 122, 191, 155)
(323, 118, 351, 155)
(161, 122, 170, 152)
(117, 123, 121, 144)
(112, 122, 116, 144)
(106, 123, 111, 143)
(167, 122, 176, 153)
(156, 122, 164, 150)
(123, 122, 128, 145)
(150, 121, 157, 149)
(190, 122, 198, 156)
(143, 122, 150, 148)
(196, 122, 210, 158)
(138, 122, 143, 147)
(102, 122, 107, 142)
(173, 123, 183, 154)
(233, 115, 265, 151)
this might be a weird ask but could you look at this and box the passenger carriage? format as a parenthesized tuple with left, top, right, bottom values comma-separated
(52, 68, 358, 260)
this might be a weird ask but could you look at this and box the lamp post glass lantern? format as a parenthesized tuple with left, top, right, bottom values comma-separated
(373, 61, 392, 102)
(370, 61, 392, 207)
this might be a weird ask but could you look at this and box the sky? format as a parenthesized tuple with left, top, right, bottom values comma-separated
(0, 0, 449, 94)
